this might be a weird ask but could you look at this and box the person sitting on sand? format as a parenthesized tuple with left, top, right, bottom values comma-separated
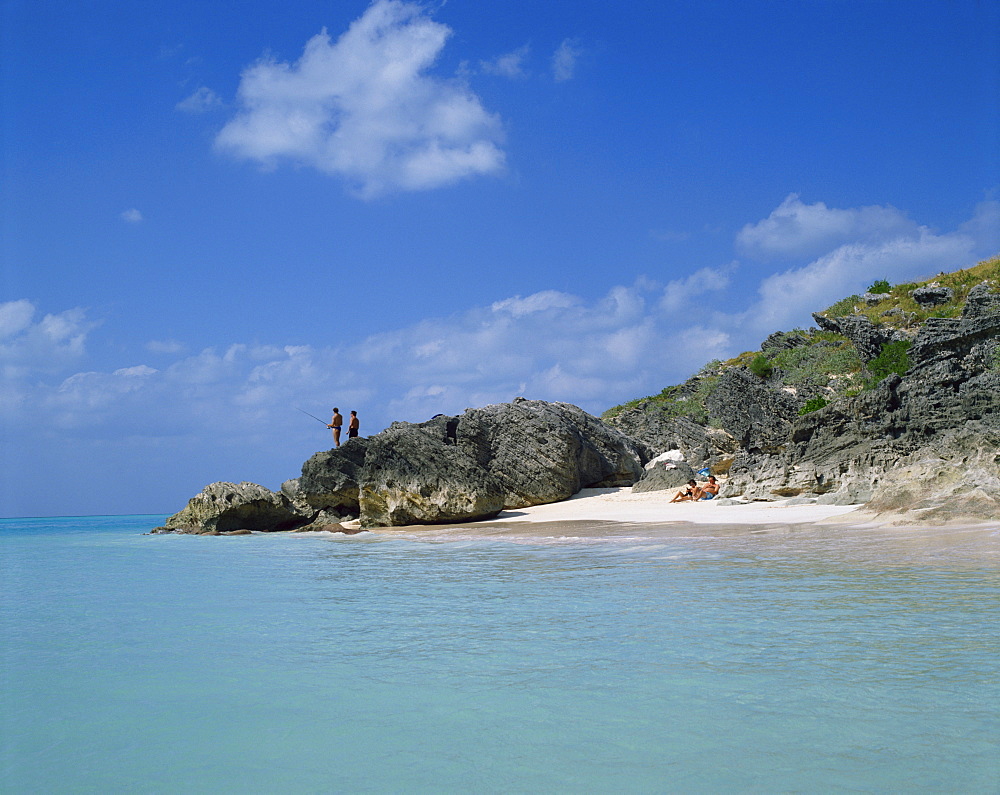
(671, 479, 698, 503)
(693, 475, 720, 501)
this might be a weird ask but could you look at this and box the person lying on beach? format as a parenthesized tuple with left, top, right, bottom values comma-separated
(692, 476, 720, 501)
(670, 480, 698, 502)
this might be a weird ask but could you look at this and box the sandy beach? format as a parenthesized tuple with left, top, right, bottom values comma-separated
(346, 486, 1000, 571)
(339, 487, 867, 534)
(341, 487, 999, 548)
(476, 487, 864, 526)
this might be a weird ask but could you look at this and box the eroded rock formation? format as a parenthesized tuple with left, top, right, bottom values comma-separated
(152, 481, 311, 535)
(157, 398, 647, 532)
(724, 282, 1000, 518)
(632, 460, 697, 493)
(358, 423, 506, 527)
(606, 268, 1000, 522)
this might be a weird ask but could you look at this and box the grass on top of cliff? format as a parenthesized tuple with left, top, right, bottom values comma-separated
(601, 254, 1000, 422)
(602, 329, 865, 421)
(603, 363, 722, 422)
(817, 254, 1000, 328)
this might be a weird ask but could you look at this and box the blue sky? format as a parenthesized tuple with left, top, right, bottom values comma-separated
(2, 0, 998, 517)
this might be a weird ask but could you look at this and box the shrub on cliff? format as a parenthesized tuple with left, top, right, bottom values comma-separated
(865, 340, 912, 387)
(798, 396, 829, 415)
(748, 354, 773, 380)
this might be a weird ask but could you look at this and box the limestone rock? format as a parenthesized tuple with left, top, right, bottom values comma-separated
(909, 283, 954, 307)
(811, 312, 904, 362)
(908, 283, 1000, 372)
(453, 398, 646, 508)
(604, 270, 1000, 521)
(158, 399, 648, 533)
(605, 407, 736, 471)
(279, 478, 312, 515)
(865, 424, 1000, 521)
(724, 283, 1000, 516)
(644, 450, 685, 469)
(296, 438, 369, 514)
(861, 292, 889, 306)
(815, 492, 864, 506)
(704, 368, 799, 453)
(632, 460, 696, 493)
(761, 330, 809, 351)
(158, 481, 310, 534)
(356, 398, 645, 526)
(358, 425, 505, 528)
(962, 281, 1000, 319)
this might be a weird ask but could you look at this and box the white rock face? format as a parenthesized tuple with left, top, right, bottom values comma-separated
(644, 450, 685, 470)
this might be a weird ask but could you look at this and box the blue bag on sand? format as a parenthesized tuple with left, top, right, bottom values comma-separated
(697, 467, 710, 477)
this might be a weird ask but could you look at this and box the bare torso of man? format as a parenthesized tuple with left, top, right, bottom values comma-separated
(328, 408, 343, 447)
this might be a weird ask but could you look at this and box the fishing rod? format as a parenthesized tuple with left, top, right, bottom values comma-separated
(297, 408, 328, 425)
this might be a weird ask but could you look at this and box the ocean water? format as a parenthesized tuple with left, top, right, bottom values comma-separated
(1, 514, 998, 793)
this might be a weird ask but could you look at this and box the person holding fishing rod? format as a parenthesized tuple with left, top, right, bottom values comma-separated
(327, 407, 344, 447)
(297, 407, 359, 447)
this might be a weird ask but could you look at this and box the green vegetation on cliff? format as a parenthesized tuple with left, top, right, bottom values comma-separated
(603, 364, 721, 423)
(865, 340, 913, 387)
(817, 255, 1000, 329)
(602, 255, 1000, 422)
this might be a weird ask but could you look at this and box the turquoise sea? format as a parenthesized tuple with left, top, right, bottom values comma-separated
(2, 514, 998, 793)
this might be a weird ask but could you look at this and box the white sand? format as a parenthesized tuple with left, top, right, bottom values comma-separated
(342, 489, 998, 558)
(479, 487, 863, 526)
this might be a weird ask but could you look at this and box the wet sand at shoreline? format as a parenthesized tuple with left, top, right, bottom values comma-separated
(338, 488, 1000, 565)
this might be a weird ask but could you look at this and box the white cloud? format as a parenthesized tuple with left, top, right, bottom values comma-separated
(0, 302, 94, 372)
(357, 282, 670, 419)
(660, 264, 734, 314)
(958, 199, 1000, 253)
(0, 300, 35, 340)
(176, 86, 223, 113)
(146, 339, 186, 354)
(215, 0, 505, 198)
(480, 45, 530, 78)
(491, 290, 579, 317)
(736, 194, 916, 261)
(0, 302, 96, 417)
(121, 208, 143, 223)
(0, 280, 676, 441)
(552, 38, 582, 82)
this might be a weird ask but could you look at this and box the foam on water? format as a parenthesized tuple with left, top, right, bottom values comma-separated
(2, 514, 998, 792)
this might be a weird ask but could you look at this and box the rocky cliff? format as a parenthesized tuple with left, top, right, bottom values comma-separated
(605, 256, 1000, 521)
(154, 398, 647, 533)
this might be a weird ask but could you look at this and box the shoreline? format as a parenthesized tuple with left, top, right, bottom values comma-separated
(335, 487, 865, 533)
(327, 487, 1000, 543)
(336, 489, 1000, 565)
(330, 486, 998, 534)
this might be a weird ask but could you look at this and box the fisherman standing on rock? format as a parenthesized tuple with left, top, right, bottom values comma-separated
(327, 407, 343, 447)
